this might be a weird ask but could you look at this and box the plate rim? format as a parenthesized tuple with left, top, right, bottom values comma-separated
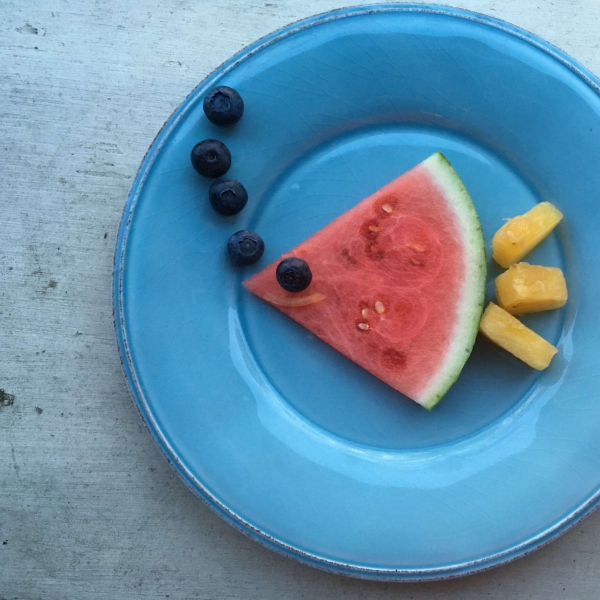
(113, 3, 600, 581)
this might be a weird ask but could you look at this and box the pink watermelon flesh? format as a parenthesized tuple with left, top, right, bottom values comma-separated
(244, 153, 486, 409)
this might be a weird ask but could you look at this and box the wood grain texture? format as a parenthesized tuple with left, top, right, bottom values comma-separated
(1, 0, 600, 598)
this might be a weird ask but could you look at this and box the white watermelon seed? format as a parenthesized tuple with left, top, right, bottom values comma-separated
(375, 301, 385, 314)
(357, 323, 370, 331)
(381, 203, 393, 213)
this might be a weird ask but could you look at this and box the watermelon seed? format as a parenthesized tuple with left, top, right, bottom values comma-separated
(381, 203, 393, 214)
(375, 301, 385, 314)
(357, 323, 370, 331)
(410, 243, 425, 253)
(410, 256, 424, 266)
(368, 225, 379, 232)
(361, 308, 370, 318)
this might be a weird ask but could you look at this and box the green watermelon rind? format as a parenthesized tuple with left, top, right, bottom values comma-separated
(417, 153, 487, 410)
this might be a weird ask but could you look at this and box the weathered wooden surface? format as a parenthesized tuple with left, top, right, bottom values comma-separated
(2, 1, 600, 598)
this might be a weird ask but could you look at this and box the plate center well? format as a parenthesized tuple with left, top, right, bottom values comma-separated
(239, 125, 565, 449)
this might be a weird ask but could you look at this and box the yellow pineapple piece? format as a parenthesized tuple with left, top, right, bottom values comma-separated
(492, 202, 563, 268)
(479, 303, 557, 370)
(495, 263, 568, 315)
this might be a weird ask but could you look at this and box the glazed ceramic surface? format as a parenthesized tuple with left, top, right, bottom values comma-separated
(114, 4, 600, 580)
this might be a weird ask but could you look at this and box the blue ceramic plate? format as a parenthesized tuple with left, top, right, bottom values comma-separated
(114, 4, 600, 580)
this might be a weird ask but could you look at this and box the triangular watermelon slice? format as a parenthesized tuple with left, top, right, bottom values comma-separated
(244, 153, 486, 409)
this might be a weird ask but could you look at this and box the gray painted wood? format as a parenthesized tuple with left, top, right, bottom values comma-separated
(2, 1, 600, 598)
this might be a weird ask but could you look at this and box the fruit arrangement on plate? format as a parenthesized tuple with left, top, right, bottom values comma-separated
(192, 86, 567, 410)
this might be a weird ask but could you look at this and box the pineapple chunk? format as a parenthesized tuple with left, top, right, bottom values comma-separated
(495, 263, 568, 315)
(479, 303, 557, 370)
(492, 202, 563, 268)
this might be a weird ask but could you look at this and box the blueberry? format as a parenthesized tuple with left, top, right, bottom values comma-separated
(203, 86, 244, 126)
(191, 139, 231, 178)
(227, 230, 264, 266)
(209, 180, 248, 216)
(276, 257, 312, 292)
